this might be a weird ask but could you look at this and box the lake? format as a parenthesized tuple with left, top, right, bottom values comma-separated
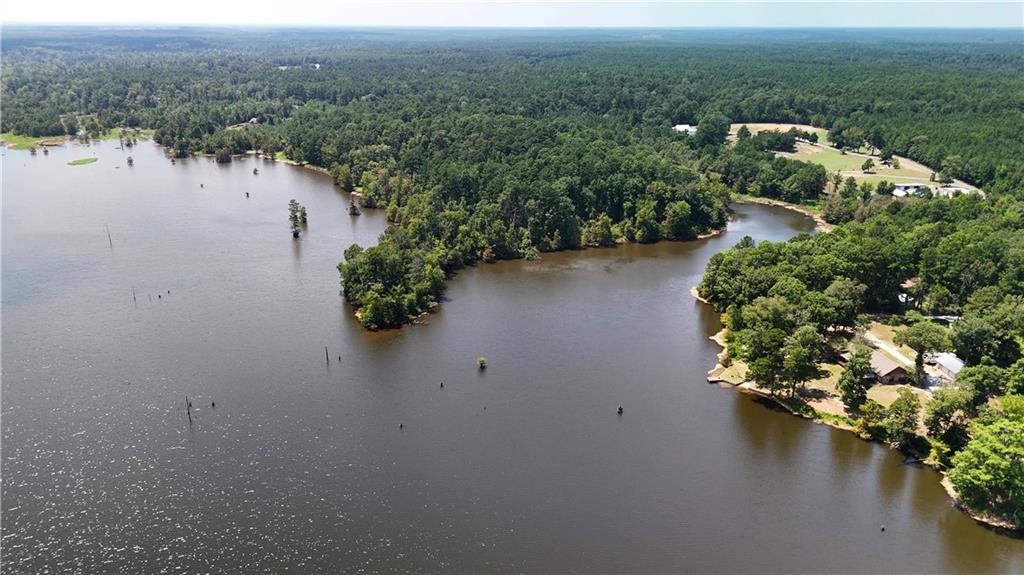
(3, 139, 1022, 573)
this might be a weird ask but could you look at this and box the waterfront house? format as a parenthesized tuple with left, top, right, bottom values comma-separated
(870, 350, 909, 384)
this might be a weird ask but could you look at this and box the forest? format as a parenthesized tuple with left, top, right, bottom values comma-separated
(3, 27, 1023, 329)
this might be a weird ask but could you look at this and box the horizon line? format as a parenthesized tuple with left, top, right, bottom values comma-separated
(4, 23, 1023, 30)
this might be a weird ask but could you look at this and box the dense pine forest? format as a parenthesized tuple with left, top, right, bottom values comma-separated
(3, 27, 1023, 330)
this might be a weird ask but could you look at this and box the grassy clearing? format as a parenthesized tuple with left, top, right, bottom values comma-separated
(779, 142, 866, 172)
(868, 384, 929, 408)
(68, 157, 99, 166)
(3, 127, 152, 150)
(777, 141, 934, 187)
(815, 410, 856, 428)
(728, 122, 828, 141)
(717, 361, 749, 385)
(805, 363, 843, 396)
(866, 322, 917, 359)
(98, 127, 155, 140)
(868, 384, 931, 433)
(1, 132, 46, 150)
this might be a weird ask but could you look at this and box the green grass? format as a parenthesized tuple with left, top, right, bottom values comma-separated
(67, 157, 99, 166)
(779, 142, 935, 188)
(95, 128, 122, 140)
(96, 127, 155, 140)
(3, 127, 152, 150)
(781, 144, 867, 172)
(1, 132, 45, 150)
(716, 361, 749, 385)
(274, 150, 291, 162)
(815, 410, 856, 428)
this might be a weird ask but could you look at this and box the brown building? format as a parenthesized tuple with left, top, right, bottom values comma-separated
(870, 350, 909, 385)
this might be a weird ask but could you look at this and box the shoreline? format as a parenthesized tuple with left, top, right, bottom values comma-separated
(692, 285, 1022, 535)
(731, 195, 832, 232)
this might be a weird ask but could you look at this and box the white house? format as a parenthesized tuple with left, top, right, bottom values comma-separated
(673, 124, 698, 135)
(892, 183, 927, 197)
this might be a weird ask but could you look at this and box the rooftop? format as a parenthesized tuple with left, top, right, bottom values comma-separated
(870, 349, 906, 377)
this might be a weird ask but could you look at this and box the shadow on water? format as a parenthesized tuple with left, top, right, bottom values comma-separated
(876, 444, 910, 510)
(732, 392, 810, 464)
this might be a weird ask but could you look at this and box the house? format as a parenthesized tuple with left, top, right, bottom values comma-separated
(898, 277, 919, 304)
(892, 183, 927, 197)
(929, 352, 965, 381)
(935, 187, 967, 198)
(673, 124, 698, 135)
(870, 350, 909, 385)
(247, 117, 259, 124)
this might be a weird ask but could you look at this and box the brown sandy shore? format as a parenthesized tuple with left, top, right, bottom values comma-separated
(731, 195, 833, 232)
(690, 283, 1021, 533)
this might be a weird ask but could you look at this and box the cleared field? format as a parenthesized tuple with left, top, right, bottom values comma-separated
(779, 142, 865, 171)
(728, 122, 828, 140)
(3, 129, 150, 150)
(866, 322, 919, 361)
(781, 142, 936, 187)
(0, 132, 58, 150)
(868, 384, 930, 433)
(727, 122, 960, 190)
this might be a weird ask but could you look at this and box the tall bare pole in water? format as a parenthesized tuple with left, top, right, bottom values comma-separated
(106, 225, 113, 248)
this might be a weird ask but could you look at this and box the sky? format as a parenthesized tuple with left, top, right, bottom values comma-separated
(3, 1, 1022, 28)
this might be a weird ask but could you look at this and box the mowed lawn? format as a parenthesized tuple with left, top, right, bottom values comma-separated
(728, 122, 828, 141)
(725, 123, 937, 186)
(781, 142, 934, 185)
(1, 132, 67, 150)
(779, 142, 865, 171)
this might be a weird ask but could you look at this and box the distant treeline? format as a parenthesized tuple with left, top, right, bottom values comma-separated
(3, 29, 1022, 326)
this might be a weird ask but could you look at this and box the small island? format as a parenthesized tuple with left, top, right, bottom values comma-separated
(67, 157, 98, 166)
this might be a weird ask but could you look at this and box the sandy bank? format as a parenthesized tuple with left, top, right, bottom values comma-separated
(732, 195, 832, 232)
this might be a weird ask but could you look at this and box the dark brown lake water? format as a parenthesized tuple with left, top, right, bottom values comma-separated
(3, 140, 1022, 573)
